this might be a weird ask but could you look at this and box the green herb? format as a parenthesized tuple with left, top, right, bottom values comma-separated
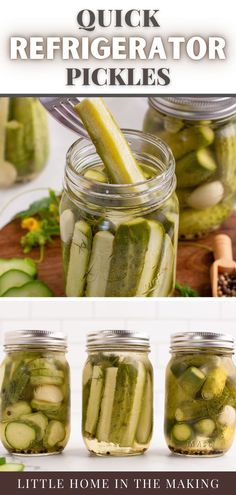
(0, 457, 6, 466)
(175, 282, 199, 297)
(17, 189, 60, 261)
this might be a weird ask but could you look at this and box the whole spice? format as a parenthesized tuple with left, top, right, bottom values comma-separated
(217, 272, 236, 297)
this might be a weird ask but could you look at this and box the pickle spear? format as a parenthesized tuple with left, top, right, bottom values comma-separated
(66, 220, 92, 297)
(75, 98, 145, 184)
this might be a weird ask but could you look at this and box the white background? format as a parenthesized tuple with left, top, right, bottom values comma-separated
(0, 0, 235, 94)
(0, 298, 236, 472)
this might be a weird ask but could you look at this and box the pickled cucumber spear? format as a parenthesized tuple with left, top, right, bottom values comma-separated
(0, 98, 17, 187)
(75, 98, 146, 184)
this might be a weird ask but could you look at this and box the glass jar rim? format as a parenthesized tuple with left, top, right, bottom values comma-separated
(86, 330, 150, 351)
(4, 330, 68, 352)
(170, 331, 234, 353)
(149, 96, 236, 121)
(64, 129, 176, 209)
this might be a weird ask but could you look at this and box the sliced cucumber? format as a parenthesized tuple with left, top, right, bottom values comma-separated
(84, 168, 108, 183)
(66, 220, 92, 297)
(135, 372, 153, 444)
(0, 258, 37, 278)
(30, 375, 63, 386)
(96, 367, 118, 442)
(60, 209, 75, 244)
(172, 423, 192, 443)
(0, 463, 24, 472)
(150, 234, 174, 296)
(85, 365, 104, 436)
(86, 231, 114, 297)
(5, 421, 37, 450)
(0, 269, 33, 296)
(75, 98, 145, 184)
(21, 412, 48, 439)
(34, 385, 63, 403)
(31, 399, 61, 413)
(3, 401, 31, 421)
(106, 218, 150, 297)
(44, 420, 65, 448)
(2, 280, 53, 297)
(31, 368, 64, 378)
(120, 362, 146, 447)
(136, 220, 165, 296)
(28, 358, 57, 371)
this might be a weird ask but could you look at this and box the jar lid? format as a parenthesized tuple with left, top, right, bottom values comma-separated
(87, 330, 150, 350)
(4, 330, 67, 350)
(171, 332, 234, 351)
(149, 97, 236, 120)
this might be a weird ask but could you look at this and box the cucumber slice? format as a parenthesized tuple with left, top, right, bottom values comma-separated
(31, 399, 61, 413)
(21, 412, 48, 439)
(75, 98, 145, 184)
(31, 368, 64, 378)
(194, 418, 216, 436)
(84, 168, 108, 183)
(44, 420, 65, 448)
(2, 280, 53, 297)
(0, 463, 24, 472)
(150, 234, 174, 296)
(5, 421, 37, 450)
(66, 220, 92, 297)
(0, 258, 37, 278)
(85, 365, 104, 436)
(178, 366, 206, 398)
(30, 375, 63, 386)
(96, 367, 118, 442)
(34, 385, 63, 403)
(176, 149, 217, 188)
(28, 358, 58, 371)
(106, 218, 151, 297)
(135, 372, 153, 444)
(120, 362, 146, 447)
(172, 423, 192, 443)
(86, 231, 114, 297)
(136, 220, 165, 296)
(60, 209, 75, 244)
(3, 401, 31, 421)
(0, 269, 32, 296)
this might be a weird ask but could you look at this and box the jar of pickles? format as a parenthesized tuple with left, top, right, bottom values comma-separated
(165, 332, 236, 456)
(0, 97, 49, 188)
(0, 330, 70, 455)
(60, 130, 178, 297)
(82, 330, 153, 456)
(143, 97, 236, 239)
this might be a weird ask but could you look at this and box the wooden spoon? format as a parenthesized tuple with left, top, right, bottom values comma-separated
(210, 234, 236, 297)
(0, 97, 17, 188)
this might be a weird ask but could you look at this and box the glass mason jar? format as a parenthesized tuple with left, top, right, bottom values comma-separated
(60, 130, 178, 297)
(82, 330, 153, 456)
(0, 97, 49, 188)
(165, 332, 236, 456)
(143, 97, 236, 239)
(0, 330, 70, 456)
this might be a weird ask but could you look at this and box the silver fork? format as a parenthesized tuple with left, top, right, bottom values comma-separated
(39, 97, 88, 137)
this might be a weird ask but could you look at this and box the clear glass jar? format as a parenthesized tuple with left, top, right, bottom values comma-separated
(143, 97, 236, 239)
(0, 330, 70, 456)
(0, 97, 49, 188)
(60, 130, 178, 297)
(82, 330, 153, 456)
(165, 332, 236, 456)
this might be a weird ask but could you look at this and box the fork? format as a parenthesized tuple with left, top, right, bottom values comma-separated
(39, 97, 88, 137)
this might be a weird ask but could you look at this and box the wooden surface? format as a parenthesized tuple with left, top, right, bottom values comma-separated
(0, 213, 236, 297)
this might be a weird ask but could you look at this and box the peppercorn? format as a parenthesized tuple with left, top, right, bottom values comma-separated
(217, 272, 236, 297)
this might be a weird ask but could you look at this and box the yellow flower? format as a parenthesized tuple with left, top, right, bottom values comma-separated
(21, 217, 40, 232)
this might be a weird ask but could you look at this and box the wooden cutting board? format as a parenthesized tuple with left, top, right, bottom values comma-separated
(0, 213, 236, 297)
